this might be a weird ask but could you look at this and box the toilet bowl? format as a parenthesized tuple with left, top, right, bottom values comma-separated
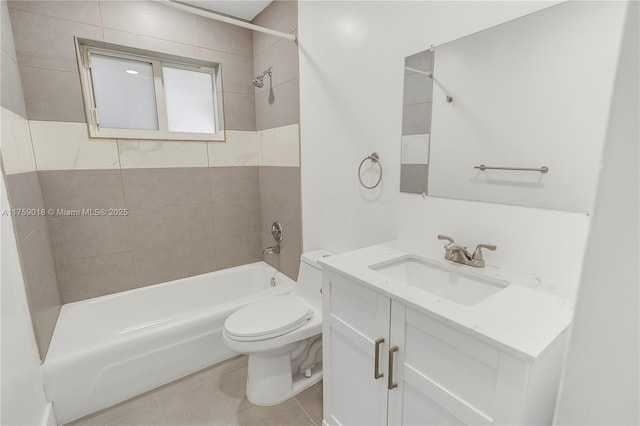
(223, 250, 332, 406)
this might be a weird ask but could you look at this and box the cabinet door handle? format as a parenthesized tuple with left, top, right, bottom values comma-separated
(374, 337, 384, 379)
(388, 345, 399, 390)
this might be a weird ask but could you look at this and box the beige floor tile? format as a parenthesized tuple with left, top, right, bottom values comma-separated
(216, 397, 314, 426)
(68, 391, 160, 426)
(65, 356, 322, 426)
(294, 381, 323, 423)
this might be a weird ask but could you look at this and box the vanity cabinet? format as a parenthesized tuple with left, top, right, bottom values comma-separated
(322, 270, 567, 426)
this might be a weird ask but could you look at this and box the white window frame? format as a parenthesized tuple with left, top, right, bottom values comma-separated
(76, 41, 226, 142)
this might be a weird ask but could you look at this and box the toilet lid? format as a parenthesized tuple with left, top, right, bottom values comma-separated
(224, 295, 313, 341)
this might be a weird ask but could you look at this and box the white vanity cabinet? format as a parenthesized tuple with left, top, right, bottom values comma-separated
(322, 269, 568, 426)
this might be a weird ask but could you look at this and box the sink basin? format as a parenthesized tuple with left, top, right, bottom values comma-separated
(370, 256, 509, 306)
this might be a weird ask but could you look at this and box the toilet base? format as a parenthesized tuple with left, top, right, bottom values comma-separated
(245, 336, 323, 406)
(247, 360, 322, 406)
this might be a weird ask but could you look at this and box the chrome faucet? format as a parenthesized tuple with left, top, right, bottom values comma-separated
(262, 245, 281, 255)
(437, 235, 496, 268)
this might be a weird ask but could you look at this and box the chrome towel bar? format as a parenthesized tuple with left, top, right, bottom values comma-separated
(474, 164, 549, 173)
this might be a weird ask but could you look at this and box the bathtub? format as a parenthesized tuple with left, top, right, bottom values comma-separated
(43, 261, 295, 424)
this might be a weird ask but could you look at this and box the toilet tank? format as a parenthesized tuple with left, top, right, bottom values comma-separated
(292, 249, 333, 314)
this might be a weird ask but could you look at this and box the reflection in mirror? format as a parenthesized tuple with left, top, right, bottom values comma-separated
(398, 2, 628, 213)
(400, 50, 433, 194)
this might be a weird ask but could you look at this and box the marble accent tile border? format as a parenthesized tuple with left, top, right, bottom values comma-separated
(1, 107, 36, 174)
(26, 119, 301, 170)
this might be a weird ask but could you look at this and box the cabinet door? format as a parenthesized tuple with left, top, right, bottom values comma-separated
(322, 271, 391, 426)
(388, 305, 501, 426)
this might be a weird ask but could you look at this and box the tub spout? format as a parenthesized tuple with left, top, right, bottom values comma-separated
(262, 245, 281, 255)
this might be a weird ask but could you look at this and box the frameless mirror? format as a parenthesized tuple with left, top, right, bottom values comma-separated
(399, 1, 628, 213)
(400, 50, 434, 194)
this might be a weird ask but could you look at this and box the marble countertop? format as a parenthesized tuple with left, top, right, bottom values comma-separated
(318, 239, 574, 360)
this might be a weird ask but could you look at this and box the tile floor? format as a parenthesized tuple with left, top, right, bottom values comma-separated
(68, 356, 323, 426)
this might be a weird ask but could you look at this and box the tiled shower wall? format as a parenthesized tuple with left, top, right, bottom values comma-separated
(1, 0, 61, 360)
(253, 1, 303, 280)
(35, 134, 263, 302)
(6, 1, 303, 314)
(8, 0, 256, 128)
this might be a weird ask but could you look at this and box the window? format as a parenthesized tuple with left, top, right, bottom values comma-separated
(76, 41, 225, 141)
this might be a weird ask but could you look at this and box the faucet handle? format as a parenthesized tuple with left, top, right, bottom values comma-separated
(472, 244, 497, 261)
(437, 234, 455, 247)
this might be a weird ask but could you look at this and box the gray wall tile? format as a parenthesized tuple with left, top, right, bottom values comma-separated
(1, 50, 27, 117)
(5, 171, 45, 241)
(405, 50, 434, 72)
(259, 166, 301, 208)
(212, 199, 261, 237)
(7, 0, 102, 26)
(260, 201, 302, 280)
(9, 8, 103, 73)
(253, 38, 299, 94)
(8, 1, 256, 125)
(122, 167, 210, 210)
(197, 16, 252, 57)
(402, 102, 431, 135)
(255, 78, 299, 131)
(200, 48, 254, 95)
(259, 165, 302, 280)
(21, 66, 85, 122)
(128, 203, 213, 250)
(47, 216, 131, 262)
(39, 169, 125, 211)
(2, 1, 17, 61)
(210, 166, 259, 203)
(103, 28, 201, 60)
(260, 201, 301, 242)
(99, 0, 199, 46)
(55, 252, 137, 303)
(222, 92, 256, 131)
(214, 232, 261, 269)
(400, 164, 429, 194)
(403, 72, 433, 106)
(260, 231, 278, 270)
(252, 0, 297, 55)
(19, 220, 61, 357)
(133, 239, 217, 286)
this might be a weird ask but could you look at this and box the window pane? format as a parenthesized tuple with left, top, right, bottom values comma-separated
(91, 54, 159, 130)
(163, 66, 216, 134)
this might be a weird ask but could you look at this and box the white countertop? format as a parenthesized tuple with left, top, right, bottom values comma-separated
(318, 239, 574, 360)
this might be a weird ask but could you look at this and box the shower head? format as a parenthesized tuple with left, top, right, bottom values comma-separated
(251, 76, 264, 88)
(251, 67, 272, 88)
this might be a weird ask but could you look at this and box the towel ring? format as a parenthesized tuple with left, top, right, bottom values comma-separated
(358, 152, 382, 189)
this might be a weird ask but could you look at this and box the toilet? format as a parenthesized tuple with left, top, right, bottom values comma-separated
(223, 250, 332, 406)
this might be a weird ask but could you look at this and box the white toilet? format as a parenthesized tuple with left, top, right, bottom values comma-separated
(223, 250, 332, 406)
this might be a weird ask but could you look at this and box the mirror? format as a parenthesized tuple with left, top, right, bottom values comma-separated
(399, 2, 627, 213)
(400, 50, 434, 194)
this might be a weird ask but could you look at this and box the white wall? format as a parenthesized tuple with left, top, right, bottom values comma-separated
(554, 2, 639, 423)
(298, 1, 625, 300)
(0, 171, 54, 426)
(1, 1, 54, 423)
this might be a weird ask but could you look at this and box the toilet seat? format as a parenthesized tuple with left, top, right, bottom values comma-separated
(224, 295, 313, 342)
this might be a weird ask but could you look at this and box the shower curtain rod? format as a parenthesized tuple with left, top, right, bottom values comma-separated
(159, 0, 297, 42)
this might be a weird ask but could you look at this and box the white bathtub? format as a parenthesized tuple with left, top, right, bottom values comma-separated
(43, 262, 295, 424)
